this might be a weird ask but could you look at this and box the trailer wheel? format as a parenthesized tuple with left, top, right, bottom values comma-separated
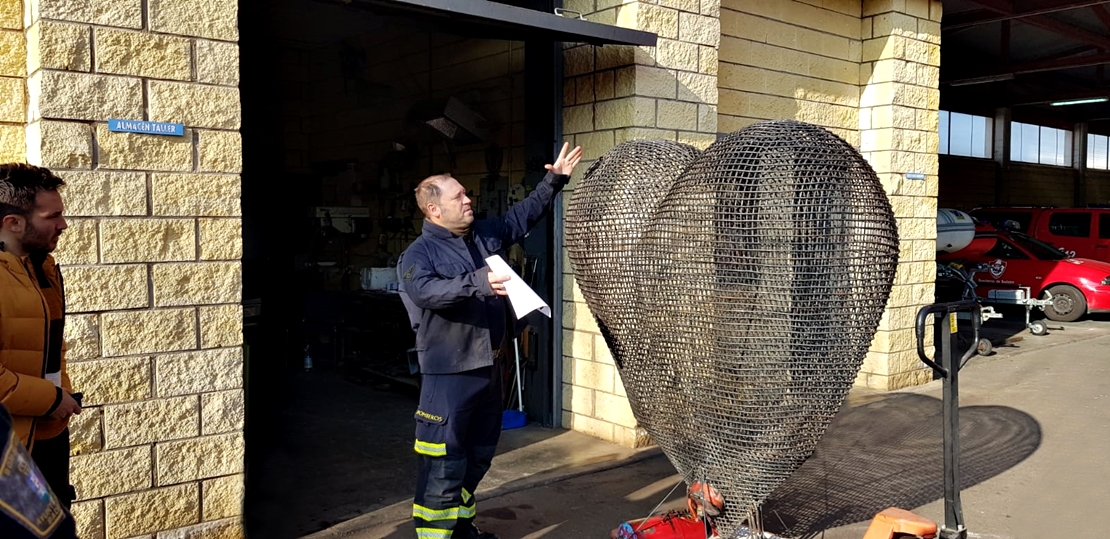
(1043, 285, 1086, 322)
(1029, 320, 1048, 336)
(977, 338, 993, 356)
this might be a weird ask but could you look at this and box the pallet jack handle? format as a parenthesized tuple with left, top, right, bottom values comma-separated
(914, 299, 980, 539)
(915, 300, 980, 378)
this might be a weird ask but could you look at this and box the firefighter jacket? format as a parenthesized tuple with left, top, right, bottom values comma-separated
(0, 247, 71, 449)
(398, 171, 567, 374)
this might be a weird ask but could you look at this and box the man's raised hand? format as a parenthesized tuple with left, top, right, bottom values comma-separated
(546, 142, 583, 177)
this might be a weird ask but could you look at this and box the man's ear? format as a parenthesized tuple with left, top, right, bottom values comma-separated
(0, 214, 23, 234)
(426, 203, 440, 219)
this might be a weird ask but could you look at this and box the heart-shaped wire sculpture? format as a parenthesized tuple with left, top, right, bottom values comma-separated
(566, 120, 900, 537)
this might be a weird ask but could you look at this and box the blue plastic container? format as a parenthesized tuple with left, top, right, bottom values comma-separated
(501, 409, 526, 430)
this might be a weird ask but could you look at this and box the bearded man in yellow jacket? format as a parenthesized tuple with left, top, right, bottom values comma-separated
(0, 163, 81, 509)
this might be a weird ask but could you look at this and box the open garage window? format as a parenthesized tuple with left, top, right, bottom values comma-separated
(1087, 134, 1109, 171)
(938, 111, 991, 158)
(1011, 122, 1072, 167)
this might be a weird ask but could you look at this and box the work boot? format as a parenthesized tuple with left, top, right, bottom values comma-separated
(454, 522, 499, 539)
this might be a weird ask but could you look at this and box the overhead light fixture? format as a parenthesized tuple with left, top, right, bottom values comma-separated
(946, 73, 1015, 87)
(1050, 97, 1109, 106)
(408, 96, 490, 143)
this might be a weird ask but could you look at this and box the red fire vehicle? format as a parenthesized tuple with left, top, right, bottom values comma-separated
(941, 225, 1110, 322)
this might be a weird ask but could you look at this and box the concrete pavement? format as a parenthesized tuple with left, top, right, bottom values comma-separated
(306, 315, 1110, 539)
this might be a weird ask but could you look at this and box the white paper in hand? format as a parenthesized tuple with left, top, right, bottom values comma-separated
(485, 255, 551, 319)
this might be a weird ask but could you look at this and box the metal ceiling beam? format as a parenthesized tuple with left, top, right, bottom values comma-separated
(967, 0, 1013, 13)
(942, 68, 1102, 106)
(943, 51, 1110, 84)
(1034, 45, 1101, 62)
(1093, 4, 1110, 28)
(945, 0, 1110, 29)
(1020, 13, 1110, 50)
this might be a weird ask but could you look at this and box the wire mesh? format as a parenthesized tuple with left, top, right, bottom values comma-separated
(565, 120, 900, 538)
(565, 139, 702, 464)
(565, 138, 701, 365)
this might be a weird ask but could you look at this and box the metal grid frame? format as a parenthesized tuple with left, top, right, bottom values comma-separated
(566, 120, 900, 537)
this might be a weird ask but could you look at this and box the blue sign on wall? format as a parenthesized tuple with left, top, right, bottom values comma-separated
(108, 119, 185, 136)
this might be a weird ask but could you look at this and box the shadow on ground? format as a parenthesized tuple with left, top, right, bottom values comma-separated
(243, 366, 567, 539)
(309, 392, 1044, 539)
(760, 393, 1041, 539)
(244, 367, 423, 538)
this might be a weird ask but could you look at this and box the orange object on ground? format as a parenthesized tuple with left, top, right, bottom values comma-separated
(861, 508, 938, 539)
(686, 481, 724, 519)
(612, 482, 723, 539)
(610, 511, 714, 539)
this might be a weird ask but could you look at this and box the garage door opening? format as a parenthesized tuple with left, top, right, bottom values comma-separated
(236, 1, 581, 535)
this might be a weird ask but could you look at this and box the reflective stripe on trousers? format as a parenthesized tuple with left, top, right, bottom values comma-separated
(412, 367, 502, 536)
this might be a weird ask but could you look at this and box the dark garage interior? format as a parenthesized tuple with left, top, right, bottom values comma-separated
(938, 0, 1110, 210)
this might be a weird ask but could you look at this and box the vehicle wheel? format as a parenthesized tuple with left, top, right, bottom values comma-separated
(976, 338, 993, 356)
(1029, 320, 1048, 336)
(1043, 285, 1087, 322)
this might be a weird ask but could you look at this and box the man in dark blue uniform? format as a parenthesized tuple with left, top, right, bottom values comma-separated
(398, 142, 582, 539)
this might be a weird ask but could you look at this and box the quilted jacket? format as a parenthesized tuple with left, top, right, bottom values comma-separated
(0, 247, 71, 449)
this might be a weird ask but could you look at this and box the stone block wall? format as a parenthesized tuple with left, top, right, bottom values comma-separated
(0, 0, 25, 161)
(715, 0, 941, 391)
(718, 0, 864, 146)
(1, 0, 246, 537)
(857, 0, 942, 390)
(559, 0, 719, 447)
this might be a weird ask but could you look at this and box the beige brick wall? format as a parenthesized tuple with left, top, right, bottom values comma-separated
(718, 0, 864, 146)
(5, 0, 246, 537)
(0, 0, 25, 161)
(715, 0, 941, 391)
(857, 0, 941, 390)
(559, 0, 719, 447)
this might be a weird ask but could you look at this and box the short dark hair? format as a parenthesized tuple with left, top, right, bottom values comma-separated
(0, 163, 65, 220)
